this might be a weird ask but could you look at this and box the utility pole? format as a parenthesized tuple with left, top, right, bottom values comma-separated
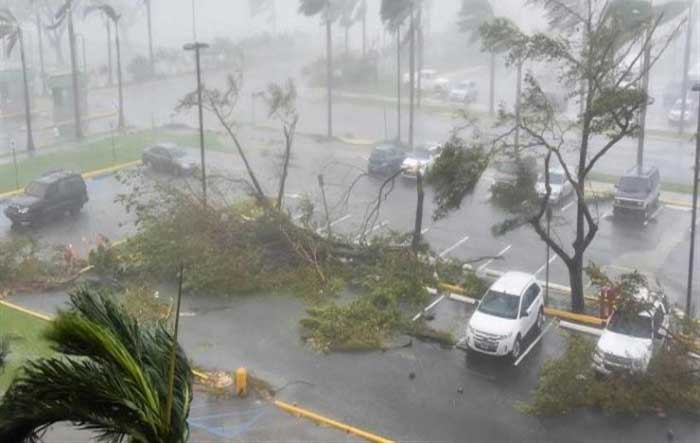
(184, 42, 209, 205)
(686, 84, 700, 317)
(679, 1, 694, 135)
(35, 11, 47, 95)
(637, 43, 651, 173)
(396, 27, 401, 143)
(409, 6, 415, 151)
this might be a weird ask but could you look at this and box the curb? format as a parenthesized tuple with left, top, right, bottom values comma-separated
(274, 400, 395, 443)
(544, 307, 604, 327)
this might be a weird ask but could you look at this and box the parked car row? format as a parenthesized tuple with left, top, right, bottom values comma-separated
(3, 143, 196, 228)
(464, 271, 670, 378)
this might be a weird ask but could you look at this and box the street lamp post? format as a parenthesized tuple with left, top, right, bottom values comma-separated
(183, 42, 209, 205)
(76, 33, 87, 75)
(686, 83, 700, 317)
(545, 204, 552, 305)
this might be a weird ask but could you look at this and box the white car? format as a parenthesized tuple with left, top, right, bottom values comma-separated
(401, 143, 442, 179)
(535, 167, 574, 204)
(592, 288, 668, 375)
(448, 80, 478, 103)
(465, 272, 544, 359)
(668, 98, 697, 126)
(404, 69, 449, 94)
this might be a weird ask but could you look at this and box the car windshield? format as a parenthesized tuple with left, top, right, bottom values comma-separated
(478, 290, 520, 319)
(25, 181, 48, 198)
(608, 310, 652, 339)
(618, 176, 649, 193)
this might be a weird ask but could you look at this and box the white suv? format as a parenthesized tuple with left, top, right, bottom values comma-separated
(465, 272, 544, 359)
(592, 289, 668, 375)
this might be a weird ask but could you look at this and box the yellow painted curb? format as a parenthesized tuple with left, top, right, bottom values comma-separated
(660, 197, 692, 208)
(0, 300, 52, 322)
(438, 282, 466, 295)
(544, 307, 604, 327)
(336, 136, 379, 146)
(0, 188, 22, 199)
(81, 160, 141, 179)
(274, 400, 395, 443)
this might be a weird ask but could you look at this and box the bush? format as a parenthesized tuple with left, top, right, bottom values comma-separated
(0, 238, 81, 290)
(524, 333, 700, 416)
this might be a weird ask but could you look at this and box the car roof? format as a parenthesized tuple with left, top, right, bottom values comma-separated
(490, 271, 536, 296)
(152, 142, 178, 150)
(34, 170, 79, 184)
(623, 165, 658, 178)
(375, 143, 400, 151)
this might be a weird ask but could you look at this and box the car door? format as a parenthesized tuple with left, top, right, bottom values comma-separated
(42, 183, 61, 218)
(519, 284, 540, 335)
(389, 148, 403, 172)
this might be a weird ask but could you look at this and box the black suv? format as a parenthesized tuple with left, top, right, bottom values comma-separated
(4, 170, 88, 226)
(613, 166, 660, 220)
(368, 143, 406, 176)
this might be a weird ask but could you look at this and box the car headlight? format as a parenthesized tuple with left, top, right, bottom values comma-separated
(18, 207, 29, 214)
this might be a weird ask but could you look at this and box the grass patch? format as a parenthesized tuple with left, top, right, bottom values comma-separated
(0, 304, 52, 392)
(0, 129, 222, 194)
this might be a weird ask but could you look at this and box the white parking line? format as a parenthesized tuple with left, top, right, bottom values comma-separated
(439, 235, 470, 258)
(514, 319, 556, 367)
(561, 201, 575, 212)
(316, 214, 352, 234)
(535, 255, 558, 276)
(421, 227, 431, 234)
(477, 244, 512, 273)
(412, 294, 446, 321)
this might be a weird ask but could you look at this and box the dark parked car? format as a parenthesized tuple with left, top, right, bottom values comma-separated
(4, 170, 88, 227)
(613, 166, 660, 220)
(142, 143, 199, 175)
(368, 143, 406, 176)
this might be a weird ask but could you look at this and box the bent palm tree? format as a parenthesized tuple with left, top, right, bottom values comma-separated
(458, 0, 496, 116)
(0, 8, 36, 152)
(0, 288, 193, 442)
(85, 3, 125, 129)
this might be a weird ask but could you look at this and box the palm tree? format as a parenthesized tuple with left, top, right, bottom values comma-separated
(381, 0, 417, 150)
(458, 0, 496, 116)
(0, 287, 193, 442)
(0, 8, 36, 152)
(85, 3, 125, 129)
(143, 0, 154, 77)
(339, 0, 359, 56)
(30, 0, 48, 95)
(299, 0, 343, 139)
(49, 0, 83, 139)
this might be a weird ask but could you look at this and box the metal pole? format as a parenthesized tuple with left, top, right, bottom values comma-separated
(110, 122, 116, 164)
(11, 145, 19, 190)
(195, 46, 206, 205)
(545, 205, 552, 305)
(637, 44, 651, 173)
(679, 2, 694, 135)
(165, 263, 185, 431)
(251, 93, 256, 125)
(686, 85, 700, 317)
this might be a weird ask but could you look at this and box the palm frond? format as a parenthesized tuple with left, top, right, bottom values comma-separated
(457, 0, 494, 43)
(380, 0, 413, 30)
(84, 4, 120, 23)
(0, 287, 193, 443)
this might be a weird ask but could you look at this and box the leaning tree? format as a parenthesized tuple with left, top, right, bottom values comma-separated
(480, 0, 684, 312)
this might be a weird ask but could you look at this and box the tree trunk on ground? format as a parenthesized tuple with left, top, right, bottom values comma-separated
(409, 7, 415, 151)
(412, 170, 424, 252)
(35, 12, 47, 96)
(67, 11, 83, 139)
(19, 31, 35, 152)
(488, 52, 495, 116)
(146, 0, 154, 77)
(396, 27, 401, 144)
(106, 18, 113, 86)
(115, 21, 125, 130)
(326, 17, 333, 139)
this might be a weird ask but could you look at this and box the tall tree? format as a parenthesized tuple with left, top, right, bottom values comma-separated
(0, 288, 193, 442)
(0, 8, 36, 152)
(143, 0, 154, 76)
(339, 0, 360, 56)
(49, 0, 83, 139)
(299, 0, 343, 139)
(381, 0, 418, 149)
(481, 0, 683, 312)
(458, 0, 496, 116)
(30, 0, 48, 95)
(85, 3, 124, 129)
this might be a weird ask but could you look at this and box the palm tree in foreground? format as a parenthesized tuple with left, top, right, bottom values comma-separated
(0, 288, 193, 443)
(0, 8, 36, 152)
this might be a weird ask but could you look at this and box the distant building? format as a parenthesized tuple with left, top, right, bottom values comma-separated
(47, 71, 88, 136)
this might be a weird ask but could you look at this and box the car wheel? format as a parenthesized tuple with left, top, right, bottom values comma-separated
(511, 335, 522, 360)
(536, 308, 544, 332)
